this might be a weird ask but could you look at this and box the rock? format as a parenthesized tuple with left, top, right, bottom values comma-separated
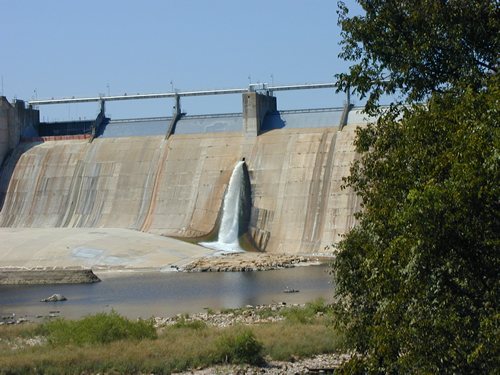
(40, 294, 67, 302)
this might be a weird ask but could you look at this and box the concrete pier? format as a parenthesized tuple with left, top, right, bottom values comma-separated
(0, 97, 39, 166)
(243, 91, 277, 137)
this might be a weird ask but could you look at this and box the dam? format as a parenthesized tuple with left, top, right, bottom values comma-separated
(0, 84, 367, 269)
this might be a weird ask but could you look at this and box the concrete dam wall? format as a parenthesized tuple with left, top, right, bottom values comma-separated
(0, 91, 367, 255)
(0, 125, 362, 254)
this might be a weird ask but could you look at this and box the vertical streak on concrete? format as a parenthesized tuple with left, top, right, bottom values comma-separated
(59, 158, 84, 227)
(316, 131, 338, 240)
(133, 143, 163, 230)
(16, 149, 48, 227)
(74, 143, 100, 227)
(300, 131, 337, 252)
(49, 144, 88, 227)
(320, 125, 363, 246)
(301, 132, 329, 247)
(264, 133, 296, 252)
(182, 143, 208, 232)
(25, 147, 51, 226)
(61, 147, 94, 228)
(140, 140, 170, 232)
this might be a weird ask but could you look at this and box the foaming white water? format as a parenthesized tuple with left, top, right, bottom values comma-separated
(199, 161, 246, 253)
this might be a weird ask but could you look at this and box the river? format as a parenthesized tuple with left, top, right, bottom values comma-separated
(0, 265, 332, 321)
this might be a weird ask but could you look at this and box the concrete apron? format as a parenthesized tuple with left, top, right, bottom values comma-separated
(0, 227, 217, 271)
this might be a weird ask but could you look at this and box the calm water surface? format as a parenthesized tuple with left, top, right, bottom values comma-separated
(0, 265, 332, 320)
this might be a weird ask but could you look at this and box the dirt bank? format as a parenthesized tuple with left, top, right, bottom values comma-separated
(0, 268, 100, 285)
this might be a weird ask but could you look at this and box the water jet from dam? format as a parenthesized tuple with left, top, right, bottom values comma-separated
(199, 160, 249, 253)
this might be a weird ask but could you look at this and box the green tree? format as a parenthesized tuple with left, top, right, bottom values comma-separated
(332, 1, 499, 373)
(336, 0, 498, 112)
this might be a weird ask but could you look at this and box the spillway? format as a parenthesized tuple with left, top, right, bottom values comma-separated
(199, 160, 248, 253)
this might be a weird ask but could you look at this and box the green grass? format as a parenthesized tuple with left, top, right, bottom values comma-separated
(172, 317, 207, 330)
(0, 305, 344, 374)
(258, 321, 342, 361)
(0, 323, 39, 341)
(282, 297, 331, 324)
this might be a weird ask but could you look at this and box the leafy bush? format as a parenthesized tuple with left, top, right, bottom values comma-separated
(283, 298, 330, 324)
(306, 297, 329, 314)
(38, 311, 157, 346)
(214, 328, 264, 365)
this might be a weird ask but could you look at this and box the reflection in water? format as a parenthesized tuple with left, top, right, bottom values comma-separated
(0, 265, 332, 320)
(220, 271, 259, 308)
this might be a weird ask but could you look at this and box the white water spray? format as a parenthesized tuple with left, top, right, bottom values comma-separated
(199, 161, 247, 253)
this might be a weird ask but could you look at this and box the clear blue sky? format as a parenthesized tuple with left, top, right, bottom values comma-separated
(2, 1, 362, 121)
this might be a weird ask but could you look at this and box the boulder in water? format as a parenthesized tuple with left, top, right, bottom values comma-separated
(41, 294, 67, 302)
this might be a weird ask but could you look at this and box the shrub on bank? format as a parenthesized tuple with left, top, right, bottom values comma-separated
(214, 327, 264, 365)
(37, 311, 157, 346)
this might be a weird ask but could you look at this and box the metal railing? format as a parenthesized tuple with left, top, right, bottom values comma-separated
(28, 83, 338, 106)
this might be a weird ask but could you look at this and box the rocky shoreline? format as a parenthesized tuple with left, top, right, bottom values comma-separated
(175, 353, 351, 375)
(182, 252, 324, 272)
(0, 268, 100, 285)
(154, 302, 291, 328)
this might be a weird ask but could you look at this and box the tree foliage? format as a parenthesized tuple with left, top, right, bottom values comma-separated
(336, 0, 499, 112)
(332, 1, 499, 373)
